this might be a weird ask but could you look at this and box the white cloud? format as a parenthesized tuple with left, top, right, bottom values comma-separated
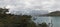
(0, 0, 60, 15)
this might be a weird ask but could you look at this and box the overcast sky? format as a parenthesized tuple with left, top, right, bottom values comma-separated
(0, 0, 60, 15)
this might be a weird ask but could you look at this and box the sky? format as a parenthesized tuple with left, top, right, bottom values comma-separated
(0, 0, 60, 15)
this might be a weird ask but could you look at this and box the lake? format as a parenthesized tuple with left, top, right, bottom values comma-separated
(32, 16, 60, 27)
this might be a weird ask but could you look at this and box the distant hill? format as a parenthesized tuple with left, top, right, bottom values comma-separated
(41, 11, 60, 16)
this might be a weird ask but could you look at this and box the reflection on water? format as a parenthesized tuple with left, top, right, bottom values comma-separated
(32, 16, 60, 27)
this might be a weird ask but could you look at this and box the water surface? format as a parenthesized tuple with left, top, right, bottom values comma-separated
(32, 16, 60, 27)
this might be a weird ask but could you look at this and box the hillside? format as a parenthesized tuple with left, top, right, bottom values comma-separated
(43, 11, 60, 16)
(0, 8, 37, 27)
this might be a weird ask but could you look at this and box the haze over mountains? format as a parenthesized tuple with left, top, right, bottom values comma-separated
(9, 9, 49, 15)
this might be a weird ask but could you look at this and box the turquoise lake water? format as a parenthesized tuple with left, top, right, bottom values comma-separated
(32, 16, 60, 27)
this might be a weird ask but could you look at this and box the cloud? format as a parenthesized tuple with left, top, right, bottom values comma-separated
(0, 0, 60, 15)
